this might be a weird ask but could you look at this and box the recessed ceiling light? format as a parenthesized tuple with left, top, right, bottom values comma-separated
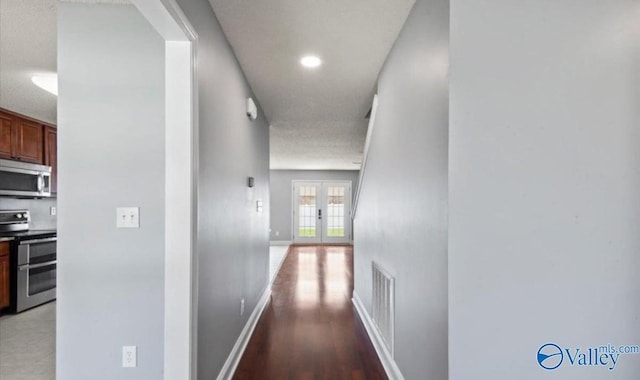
(300, 55, 322, 68)
(32, 74, 58, 96)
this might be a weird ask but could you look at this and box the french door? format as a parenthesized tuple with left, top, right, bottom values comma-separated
(293, 181, 352, 244)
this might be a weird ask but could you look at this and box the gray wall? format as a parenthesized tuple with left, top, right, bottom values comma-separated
(449, 1, 640, 379)
(270, 169, 358, 241)
(352, 0, 449, 378)
(174, 0, 271, 378)
(57, 4, 165, 379)
(0, 198, 56, 230)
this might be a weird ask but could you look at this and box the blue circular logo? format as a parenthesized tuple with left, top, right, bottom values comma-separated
(537, 343, 563, 370)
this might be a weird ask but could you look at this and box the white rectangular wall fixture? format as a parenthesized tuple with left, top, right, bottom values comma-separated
(122, 345, 137, 368)
(246, 97, 257, 121)
(116, 207, 140, 228)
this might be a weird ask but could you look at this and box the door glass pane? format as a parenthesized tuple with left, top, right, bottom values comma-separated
(327, 186, 345, 237)
(298, 186, 317, 237)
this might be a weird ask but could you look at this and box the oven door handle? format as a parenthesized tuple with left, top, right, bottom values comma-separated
(19, 260, 57, 271)
(19, 237, 57, 245)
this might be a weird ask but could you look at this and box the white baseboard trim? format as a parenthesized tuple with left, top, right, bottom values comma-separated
(352, 291, 405, 380)
(270, 240, 292, 246)
(216, 285, 272, 380)
(269, 247, 290, 286)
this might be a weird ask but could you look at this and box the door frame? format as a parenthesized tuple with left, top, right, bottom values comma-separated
(130, 1, 198, 379)
(291, 180, 352, 245)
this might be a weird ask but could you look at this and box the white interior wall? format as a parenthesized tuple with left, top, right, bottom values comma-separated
(57, 3, 166, 379)
(172, 0, 271, 378)
(352, 0, 449, 378)
(450, 1, 640, 378)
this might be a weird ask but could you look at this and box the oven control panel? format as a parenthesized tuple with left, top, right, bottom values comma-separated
(0, 210, 30, 232)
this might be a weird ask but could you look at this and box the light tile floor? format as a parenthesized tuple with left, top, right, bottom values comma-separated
(0, 301, 56, 380)
(0, 247, 288, 380)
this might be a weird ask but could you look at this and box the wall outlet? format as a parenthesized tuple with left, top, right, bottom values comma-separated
(256, 200, 263, 213)
(116, 207, 140, 228)
(50, 206, 57, 216)
(240, 298, 245, 316)
(275, 231, 279, 236)
(122, 346, 137, 368)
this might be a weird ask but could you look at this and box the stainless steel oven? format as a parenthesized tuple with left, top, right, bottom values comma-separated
(16, 236, 56, 312)
(0, 209, 57, 313)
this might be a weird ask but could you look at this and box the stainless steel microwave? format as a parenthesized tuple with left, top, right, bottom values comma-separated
(0, 159, 51, 197)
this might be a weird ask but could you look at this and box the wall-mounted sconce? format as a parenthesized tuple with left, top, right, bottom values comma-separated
(246, 98, 257, 121)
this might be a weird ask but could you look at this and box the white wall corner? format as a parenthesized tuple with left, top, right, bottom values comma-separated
(352, 291, 405, 380)
(216, 285, 272, 380)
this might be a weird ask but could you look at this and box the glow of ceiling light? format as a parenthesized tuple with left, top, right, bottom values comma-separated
(300, 55, 322, 68)
(31, 74, 58, 96)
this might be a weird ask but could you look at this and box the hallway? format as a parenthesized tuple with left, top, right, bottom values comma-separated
(234, 245, 386, 379)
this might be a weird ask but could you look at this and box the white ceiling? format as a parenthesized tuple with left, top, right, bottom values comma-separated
(1, 0, 414, 169)
(0, 0, 57, 124)
(208, 0, 415, 170)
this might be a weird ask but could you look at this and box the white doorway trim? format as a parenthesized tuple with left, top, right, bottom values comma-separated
(130, 1, 198, 379)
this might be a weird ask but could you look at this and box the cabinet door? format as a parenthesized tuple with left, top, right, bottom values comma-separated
(0, 112, 13, 160)
(13, 118, 44, 164)
(44, 126, 57, 193)
(0, 244, 9, 310)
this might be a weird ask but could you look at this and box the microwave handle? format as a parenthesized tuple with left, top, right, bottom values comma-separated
(37, 175, 44, 192)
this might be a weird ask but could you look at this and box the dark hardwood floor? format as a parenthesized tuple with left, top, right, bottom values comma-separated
(233, 245, 387, 380)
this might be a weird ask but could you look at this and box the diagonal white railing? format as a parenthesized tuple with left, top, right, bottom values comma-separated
(352, 94, 379, 220)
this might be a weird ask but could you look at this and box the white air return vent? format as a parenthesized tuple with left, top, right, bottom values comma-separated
(372, 261, 395, 356)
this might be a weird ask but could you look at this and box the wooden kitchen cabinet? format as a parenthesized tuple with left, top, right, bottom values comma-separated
(0, 242, 9, 311)
(13, 117, 44, 164)
(0, 108, 53, 165)
(0, 112, 13, 159)
(44, 126, 57, 193)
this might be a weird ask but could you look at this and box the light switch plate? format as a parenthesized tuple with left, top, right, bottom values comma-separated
(117, 207, 140, 228)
